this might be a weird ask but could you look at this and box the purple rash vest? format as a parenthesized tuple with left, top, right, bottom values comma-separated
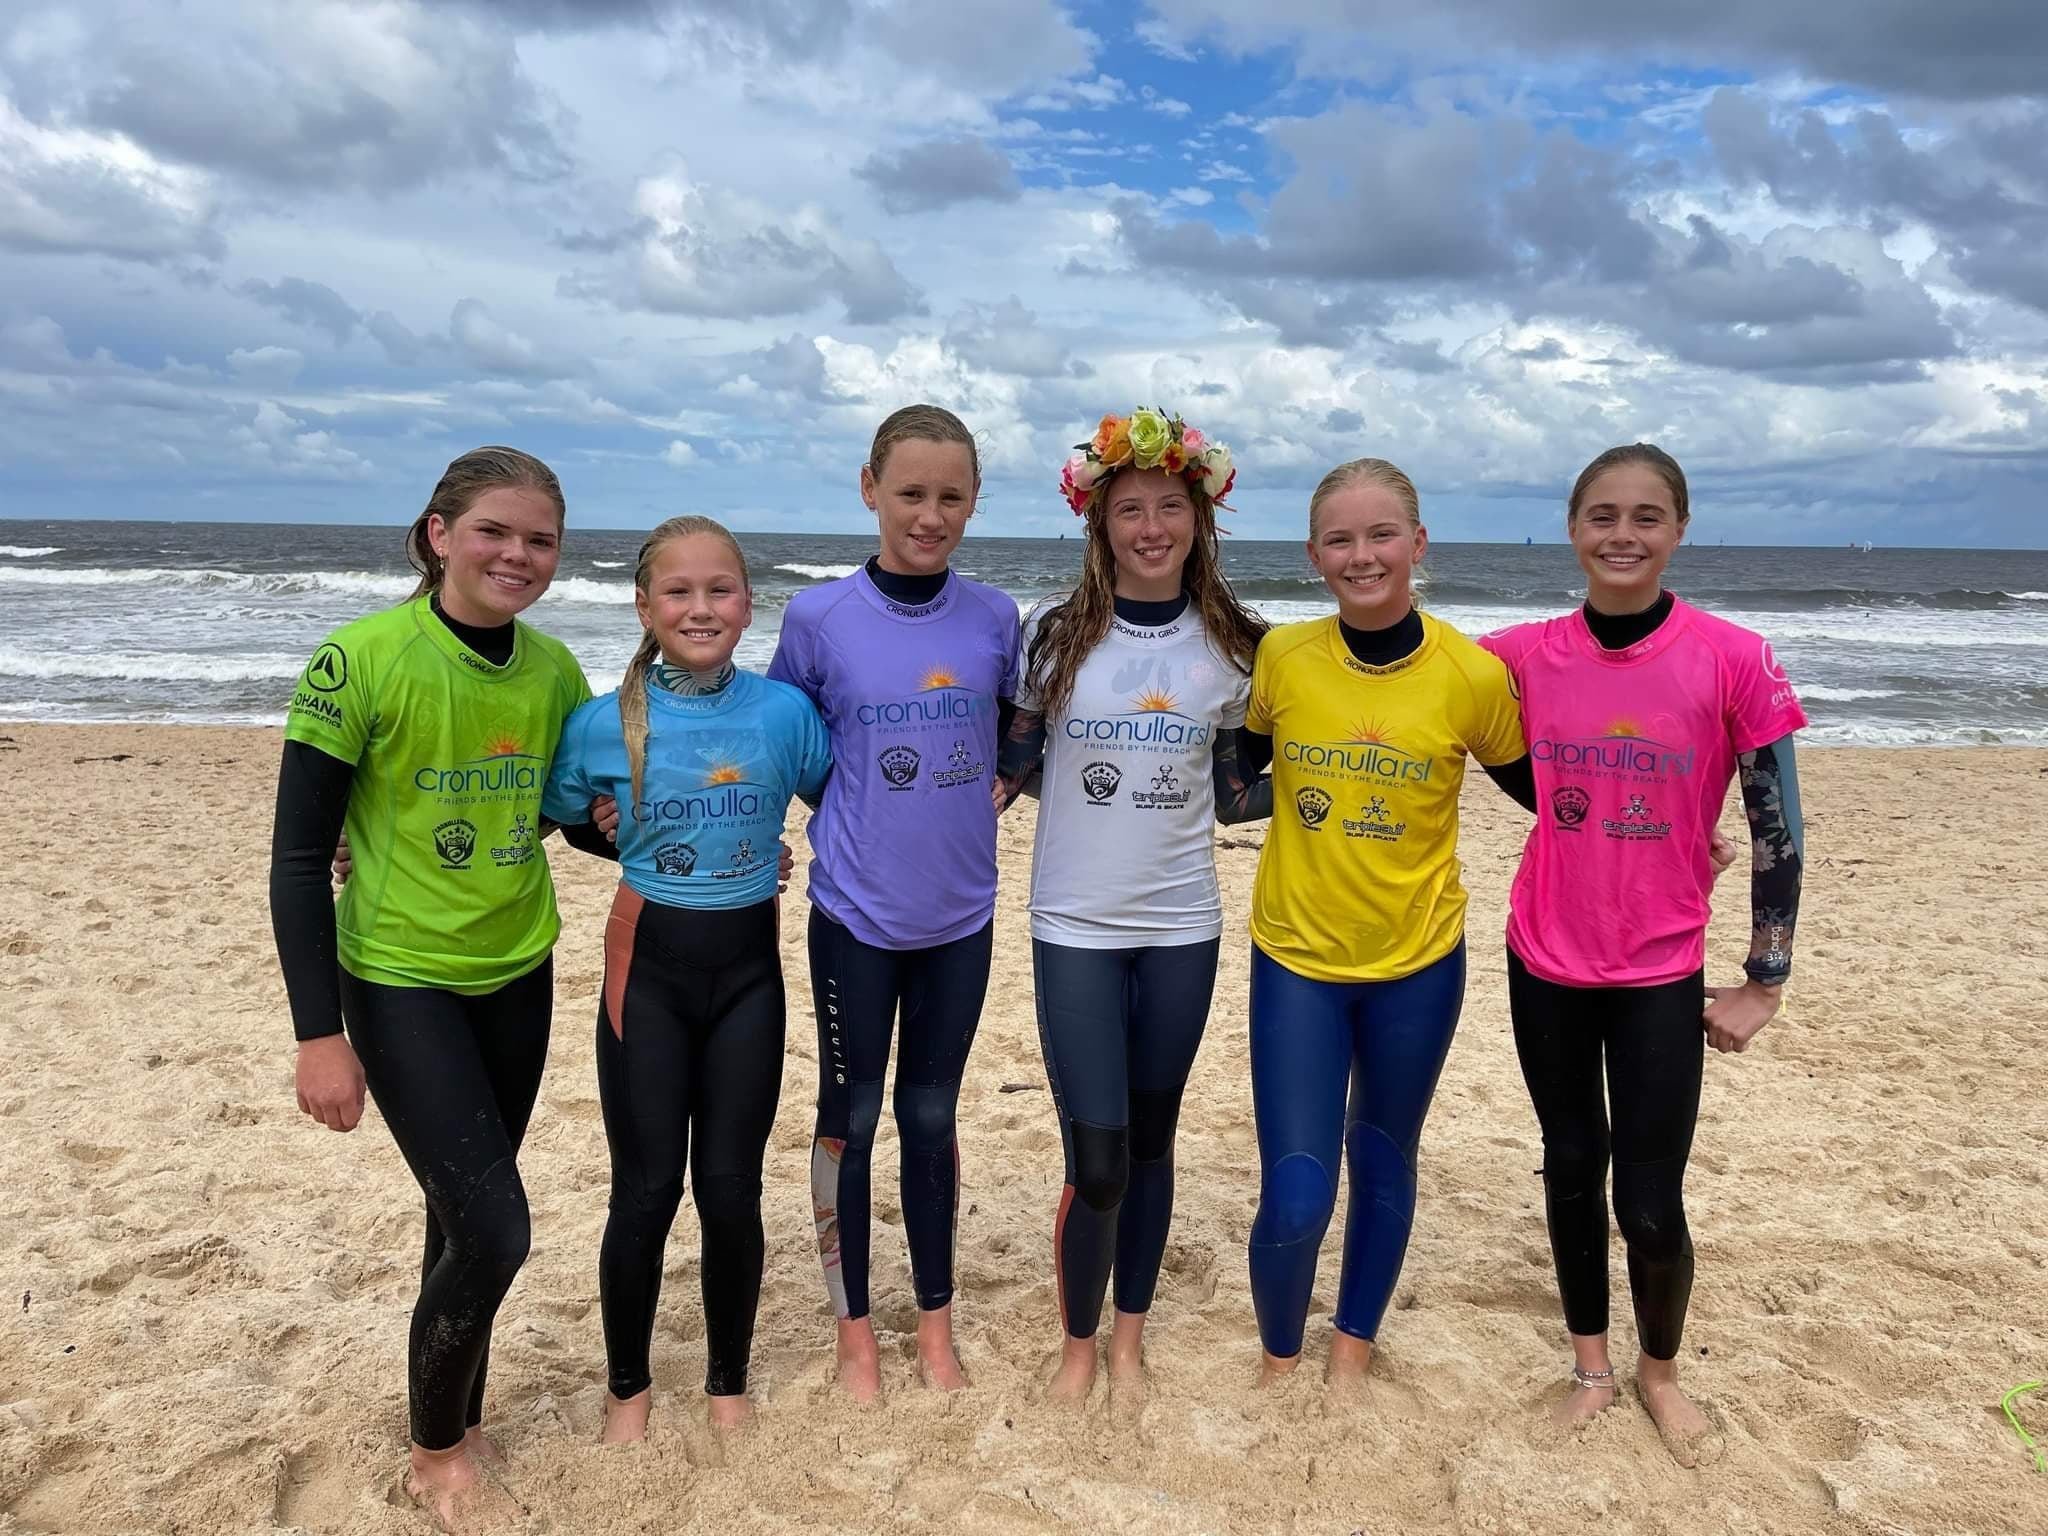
(768, 567, 1021, 949)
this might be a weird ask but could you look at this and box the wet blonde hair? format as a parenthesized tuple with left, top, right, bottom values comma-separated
(1306, 457, 1429, 604)
(405, 446, 565, 600)
(620, 515, 750, 807)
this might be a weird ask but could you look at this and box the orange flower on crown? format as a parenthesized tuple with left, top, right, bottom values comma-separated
(1061, 407, 1236, 516)
(1092, 414, 1133, 467)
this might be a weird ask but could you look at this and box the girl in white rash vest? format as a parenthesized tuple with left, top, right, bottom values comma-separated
(996, 409, 1269, 1404)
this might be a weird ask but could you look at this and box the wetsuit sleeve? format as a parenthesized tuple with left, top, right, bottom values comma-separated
(997, 709, 1047, 803)
(1737, 733, 1804, 987)
(1213, 726, 1273, 823)
(558, 819, 620, 861)
(268, 740, 355, 1042)
(1480, 754, 1538, 813)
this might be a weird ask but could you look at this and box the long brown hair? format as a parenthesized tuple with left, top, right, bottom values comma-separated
(619, 516, 751, 807)
(1026, 467, 1266, 721)
(1568, 443, 1690, 524)
(405, 446, 566, 600)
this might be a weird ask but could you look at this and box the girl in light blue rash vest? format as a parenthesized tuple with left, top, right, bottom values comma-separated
(544, 516, 829, 1439)
(767, 404, 1022, 1402)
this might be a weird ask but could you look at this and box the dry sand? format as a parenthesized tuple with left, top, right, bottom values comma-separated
(2, 723, 2045, 1535)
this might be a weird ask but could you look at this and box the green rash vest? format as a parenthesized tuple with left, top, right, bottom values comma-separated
(283, 594, 592, 993)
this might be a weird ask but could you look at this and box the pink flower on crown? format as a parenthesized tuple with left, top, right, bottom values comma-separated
(1061, 450, 1106, 514)
(1182, 426, 1206, 456)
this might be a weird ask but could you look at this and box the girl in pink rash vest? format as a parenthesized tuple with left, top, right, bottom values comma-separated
(1480, 443, 1808, 1467)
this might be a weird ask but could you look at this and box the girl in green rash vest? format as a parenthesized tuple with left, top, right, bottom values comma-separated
(268, 447, 602, 1533)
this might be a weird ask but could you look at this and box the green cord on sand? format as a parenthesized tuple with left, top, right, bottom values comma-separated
(2005, 1382, 2046, 1473)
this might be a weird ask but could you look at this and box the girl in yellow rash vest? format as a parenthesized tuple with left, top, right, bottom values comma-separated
(1238, 458, 1531, 1388)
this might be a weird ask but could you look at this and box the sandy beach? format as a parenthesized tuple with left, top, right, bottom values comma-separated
(3, 722, 2045, 1535)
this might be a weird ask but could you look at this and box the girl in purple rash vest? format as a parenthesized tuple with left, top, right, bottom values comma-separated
(768, 404, 1022, 1401)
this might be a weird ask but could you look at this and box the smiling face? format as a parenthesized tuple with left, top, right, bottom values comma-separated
(862, 436, 977, 576)
(1569, 463, 1686, 612)
(1101, 466, 1196, 601)
(1306, 483, 1426, 628)
(634, 532, 753, 672)
(427, 485, 562, 625)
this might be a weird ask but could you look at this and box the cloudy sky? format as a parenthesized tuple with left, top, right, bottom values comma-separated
(4, 0, 2046, 545)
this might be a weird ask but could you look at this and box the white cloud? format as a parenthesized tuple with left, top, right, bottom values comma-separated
(0, 98, 219, 260)
(662, 439, 698, 466)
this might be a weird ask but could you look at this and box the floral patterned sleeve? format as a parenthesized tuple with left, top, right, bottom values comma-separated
(1737, 733, 1805, 987)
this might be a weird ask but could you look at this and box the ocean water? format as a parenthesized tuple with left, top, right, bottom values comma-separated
(3, 519, 2047, 746)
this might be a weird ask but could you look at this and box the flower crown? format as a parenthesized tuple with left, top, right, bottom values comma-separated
(1059, 408, 1236, 516)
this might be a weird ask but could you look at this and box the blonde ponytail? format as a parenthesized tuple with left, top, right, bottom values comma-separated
(619, 629, 662, 810)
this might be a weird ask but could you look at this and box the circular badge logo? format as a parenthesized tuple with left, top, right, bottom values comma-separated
(305, 643, 349, 693)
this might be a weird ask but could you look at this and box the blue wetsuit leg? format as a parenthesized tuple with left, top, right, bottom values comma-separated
(1332, 941, 1465, 1341)
(1246, 945, 1353, 1359)
(1247, 941, 1466, 1356)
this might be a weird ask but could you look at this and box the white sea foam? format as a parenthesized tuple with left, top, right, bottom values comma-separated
(0, 545, 59, 558)
(773, 562, 861, 581)
(0, 647, 306, 682)
(538, 577, 635, 606)
(0, 565, 417, 599)
(1799, 686, 1906, 702)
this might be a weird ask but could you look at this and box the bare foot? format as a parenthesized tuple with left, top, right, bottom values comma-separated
(1325, 1331, 1374, 1393)
(463, 1427, 507, 1467)
(1256, 1351, 1302, 1388)
(404, 1442, 520, 1535)
(706, 1393, 755, 1431)
(601, 1389, 652, 1445)
(1638, 1372, 1722, 1468)
(916, 1304, 969, 1391)
(1046, 1335, 1098, 1404)
(836, 1318, 883, 1403)
(1106, 1313, 1146, 1411)
(1552, 1375, 1619, 1428)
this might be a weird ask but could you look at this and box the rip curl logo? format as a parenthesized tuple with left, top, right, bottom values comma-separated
(1061, 685, 1213, 752)
(653, 842, 698, 876)
(1341, 794, 1408, 841)
(1529, 718, 1694, 780)
(434, 818, 477, 869)
(1284, 720, 1432, 785)
(490, 813, 537, 867)
(855, 665, 991, 730)
(1601, 793, 1672, 840)
(1551, 785, 1590, 828)
(1080, 761, 1122, 803)
(1296, 786, 1333, 828)
(878, 745, 921, 789)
